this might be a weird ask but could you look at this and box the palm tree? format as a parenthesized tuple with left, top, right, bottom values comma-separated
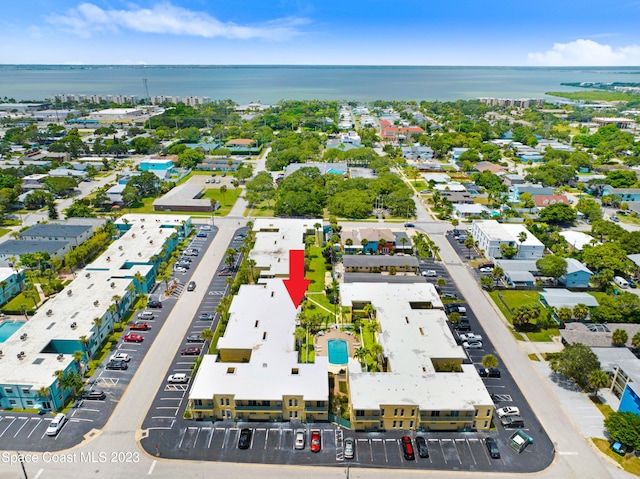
(0, 280, 7, 305)
(220, 185, 227, 205)
(354, 347, 370, 371)
(482, 354, 499, 369)
(370, 343, 384, 371)
(92, 317, 103, 333)
(133, 271, 146, 291)
(588, 370, 609, 399)
(448, 311, 462, 326)
(72, 350, 85, 375)
(572, 304, 589, 321)
(363, 303, 375, 320)
(556, 307, 573, 323)
(37, 386, 51, 410)
(400, 236, 408, 252)
(436, 277, 446, 289)
(224, 248, 237, 268)
(79, 335, 91, 357)
(632, 331, 640, 350)
(294, 326, 306, 352)
(200, 328, 214, 344)
(107, 304, 118, 321)
(491, 266, 504, 286)
(378, 239, 388, 254)
(463, 236, 475, 259)
(612, 328, 628, 347)
(517, 231, 528, 257)
(247, 259, 257, 283)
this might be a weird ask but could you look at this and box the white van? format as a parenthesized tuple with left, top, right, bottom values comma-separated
(615, 276, 629, 288)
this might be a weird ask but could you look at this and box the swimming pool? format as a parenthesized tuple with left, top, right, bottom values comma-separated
(0, 320, 26, 342)
(328, 339, 349, 365)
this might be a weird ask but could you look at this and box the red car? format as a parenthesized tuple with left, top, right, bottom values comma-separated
(310, 430, 321, 452)
(129, 321, 150, 331)
(181, 347, 201, 356)
(123, 333, 143, 343)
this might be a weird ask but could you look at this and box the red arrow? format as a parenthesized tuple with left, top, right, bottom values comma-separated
(283, 250, 311, 308)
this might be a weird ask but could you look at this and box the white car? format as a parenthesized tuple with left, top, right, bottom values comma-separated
(463, 341, 483, 349)
(344, 437, 355, 459)
(174, 266, 187, 273)
(167, 373, 189, 384)
(200, 225, 211, 231)
(137, 311, 155, 320)
(421, 270, 437, 277)
(294, 429, 305, 450)
(496, 406, 520, 418)
(46, 413, 67, 436)
(110, 352, 131, 362)
(459, 333, 483, 342)
(479, 267, 494, 273)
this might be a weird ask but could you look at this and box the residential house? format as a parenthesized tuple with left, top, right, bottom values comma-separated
(539, 289, 599, 311)
(21, 174, 48, 191)
(473, 162, 505, 175)
(454, 204, 491, 218)
(342, 255, 419, 273)
(0, 241, 71, 267)
(401, 145, 433, 161)
(0, 267, 25, 305)
(593, 347, 640, 414)
(503, 174, 524, 187)
(602, 185, 640, 202)
(341, 228, 396, 254)
(495, 259, 539, 287)
(533, 195, 569, 208)
(421, 173, 450, 184)
(558, 258, 593, 288)
(17, 223, 94, 247)
(139, 158, 175, 179)
(441, 191, 474, 204)
(561, 231, 598, 251)
(512, 184, 555, 201)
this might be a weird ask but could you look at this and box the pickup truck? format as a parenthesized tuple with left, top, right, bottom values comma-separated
(129, 321, 150, 331)
(459, 333, 482, 342)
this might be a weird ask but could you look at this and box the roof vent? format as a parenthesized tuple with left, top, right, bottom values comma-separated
(70, 322, 77, 329)
(57, 354, 64, 361)
(262, 363, 268, 368)
(85, 273, 90, 278)
(20, 333, 27, 341)
(67, 289, 73, 296)
(110, 282, 115, 288)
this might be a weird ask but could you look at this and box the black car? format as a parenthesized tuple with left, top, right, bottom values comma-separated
(485, 437, 500, 459)
(148, 300, 162, 308)
(187, 281, 196, 292)
(81, 390, 106, 400)
(478, 368, 501, 378)
(401, 436, 415, 460)
(415, 436, 429, 458)
(105, 360, 128, 370)
(238, 428, 252, 449)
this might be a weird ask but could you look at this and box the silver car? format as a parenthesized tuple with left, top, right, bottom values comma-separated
(294, 429, 305, 450)
(344, 437, 355, 459)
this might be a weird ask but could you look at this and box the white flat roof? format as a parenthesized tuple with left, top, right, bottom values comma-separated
(474, 220, 544, 247)
(340, 283, 491, 410)
(189, 279, 328, 401)
(560, 231, 597, 250)
(250, 218, 320, 278)
(0, 214, 190, 389)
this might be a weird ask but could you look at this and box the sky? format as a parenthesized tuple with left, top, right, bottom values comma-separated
(1, 0, 640, 66)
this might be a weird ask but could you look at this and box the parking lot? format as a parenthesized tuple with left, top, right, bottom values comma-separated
(0, 226, 218, 452)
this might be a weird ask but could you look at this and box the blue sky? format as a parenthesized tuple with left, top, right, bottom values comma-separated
(1, 0, 639, 65)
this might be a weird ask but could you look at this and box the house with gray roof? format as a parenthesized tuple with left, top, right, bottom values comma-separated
(558, 258, 592, 288)
(602, 185, 640, 202)
(539, 288, 598, 310)
(0, 240, 71, 266)
(18, 223, 93, 246)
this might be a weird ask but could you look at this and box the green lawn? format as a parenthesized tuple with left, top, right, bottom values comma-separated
(488, 290, 559, 342)
(2, 291, 39, 312)
(592, 438, 640, 476)
(202, 188, 242, 216)
(0, 228, 11, 238)
(306, 246, 328, 292)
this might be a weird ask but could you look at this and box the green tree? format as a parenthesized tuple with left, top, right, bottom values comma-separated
(556, 307, 573, 323)
(632, 331, 640, 349)
(604, 411, 640, 450)
(538, 203, 577, 224)
(480, 275, 494, 291)
(463, 236, 475, 259)
(511, 303, 541, 328)
(536, 255, 568, 280)
(481, 354, 499, 369)
(500, 243, 518, 259)
(588, 370, 609, 399)
(549, 343, 600, 389)
(612, 328, 629, 347)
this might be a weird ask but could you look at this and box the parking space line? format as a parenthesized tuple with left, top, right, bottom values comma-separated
(437, 439, 447, 464)
(13, 418, 29, 437)
(192, 428, 201, 448)
(0, 417, 16, 437)
(27, 418, 43, 438)
(385, 438, 395, 463)
(151, 416, 175, 420)
(159, 397, 181, 400)
(461, 438, 476, 465)
(205, 427, 214, 448)
(223, 428, 235, 449)
(249, 428, 255, 449)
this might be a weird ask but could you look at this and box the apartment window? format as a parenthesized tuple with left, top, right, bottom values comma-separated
(399, 421, 403, 428)
(486, 409, 491, 416)
(289, 411, 298, 419)
(4, 388, 12, 394)
(431, 411, 440, 417)
(475, 409, 479, 417)
(291, 368, 299, 375)
(392, 420, 397, 428)
(400, 409, 404, 416)
(451, 411, 459, 417)
(380, 409, 385, 416)
(484, 421, 488, 428)
(409, 420, 414, 428)
(225, 398, 230, 406)
(194, 400, 202, 406)
(9, 400, 16, 405)
(248, 400, 257, 406)
(21, 388, 30, 395)
(411, 409, 415, 416)
(393, 408, 398, 416)
(219, 398, 225, 406)
(380, 422, 384, 428)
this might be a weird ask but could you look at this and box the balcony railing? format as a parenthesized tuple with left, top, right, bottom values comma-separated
(354, 416, 381, 421)
(304, 406, 328, 412)
(420, 416, 473, 422)
(235, 405, 282, 411)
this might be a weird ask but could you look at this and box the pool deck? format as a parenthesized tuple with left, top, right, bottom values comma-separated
(314, 328, 360, 358)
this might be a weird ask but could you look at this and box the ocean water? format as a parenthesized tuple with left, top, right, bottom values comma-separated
(1, 65, 639, 104)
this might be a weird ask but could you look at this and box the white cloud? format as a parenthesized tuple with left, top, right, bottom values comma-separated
(528, 39, 640, 66)
(48, 2, 307, 40)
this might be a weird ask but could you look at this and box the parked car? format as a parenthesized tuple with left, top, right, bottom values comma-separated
(123, 333, 143, 343)
(445, 304, 467, 315)
(496, 406, 520, 418)
(218, 268, 232, 276)
(137, 311, 155, 320)
(294, 429, 305, 450)
(167, 373, 189, 383)
(175, 262, 190, 269)
(500, 415, 524, 428)
(478, 368, 501, 378)
(453, 320, 471, 331)
(179, 257, 192, 263)
(186, 334, 205, 343)
(415, 436, 429, 458)
(181, 347, 201, 356)
(174, 266, 187, 273)
(310, 430, 321, 452)
(129, 321, 150, 331)
(441, 293, 457, 300)
(200, 225, 211, 231)
(485, 437, 500, 459)
(105, 360, 128, 370)
(109, 352, 131, 362)
(463, 341, 483, 349)
(629, 279, 637, 289)
(187, 281, 196, 291)
(479, 267, 494, 273)
(459, 333, 482, 342)
(148, 300, 163, 308)
(46, 413, 67, 436)
(196, 231, 208, 238)
(344, 437, 355, 459)
(479, 262, 495, 270)
(421, 270, 437, 277)
(404, 223, 415, 228)
(198, 313, 213, 321)
(205, 179, 210, 184)
(81, 390, 106, 400)
(401, 436, 415, 460)
(238, 428, 252, 449)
